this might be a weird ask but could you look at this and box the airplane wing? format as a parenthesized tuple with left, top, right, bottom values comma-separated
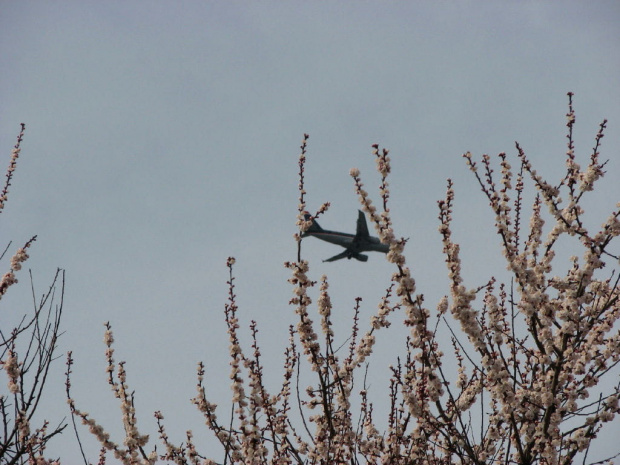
(323, 250, 350, 262)
(355, 210, 370, 238)
(323, 250, 369, 262)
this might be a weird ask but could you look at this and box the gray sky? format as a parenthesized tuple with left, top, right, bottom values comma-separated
(2, 2, 619, 462)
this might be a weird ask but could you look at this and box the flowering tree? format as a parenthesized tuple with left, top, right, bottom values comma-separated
(1, 124, 66, 464)
(65, 93, 619, 464)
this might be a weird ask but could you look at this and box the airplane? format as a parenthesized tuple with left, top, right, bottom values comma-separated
(301, 210, 389, 262)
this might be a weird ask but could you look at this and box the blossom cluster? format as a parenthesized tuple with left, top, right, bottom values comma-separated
(68, 95, 619, 464)
(1, 128, 65, 465)
(0, 236, 36, 299)
(66, 325, 156, 465)
(0, 123, 25, 214)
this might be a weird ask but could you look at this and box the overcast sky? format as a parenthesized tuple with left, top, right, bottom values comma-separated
(1, 2, 619, 462)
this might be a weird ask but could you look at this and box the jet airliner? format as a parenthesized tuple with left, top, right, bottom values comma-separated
(301, 210, 389, 262)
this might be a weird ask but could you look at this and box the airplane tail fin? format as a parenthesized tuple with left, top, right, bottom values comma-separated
(302, 212, 324, 235)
